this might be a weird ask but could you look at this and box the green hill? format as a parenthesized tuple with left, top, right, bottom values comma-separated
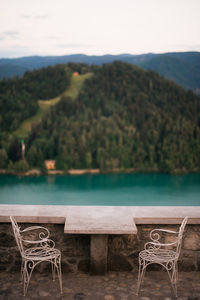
(0, 62, 200, 173)
(19, 62, 200, 173)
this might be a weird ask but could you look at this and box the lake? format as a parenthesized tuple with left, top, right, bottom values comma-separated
(0, 173, 199, 206)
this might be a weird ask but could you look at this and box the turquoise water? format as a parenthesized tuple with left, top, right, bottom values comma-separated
(0, 173, 199, 206)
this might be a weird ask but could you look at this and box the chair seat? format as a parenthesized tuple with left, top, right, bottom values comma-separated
(139, 249, 177, 263)
(24, 247, 61, 261)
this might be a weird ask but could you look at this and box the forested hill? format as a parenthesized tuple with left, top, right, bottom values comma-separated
(7, 61, 197, 174)
(0, 61, 200, 173)
(0, 52, 200, 93)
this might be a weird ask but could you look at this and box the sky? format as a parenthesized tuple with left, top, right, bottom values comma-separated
(0, 0, 200, 58)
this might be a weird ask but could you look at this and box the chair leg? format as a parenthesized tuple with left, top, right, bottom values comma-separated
(136, 258, 147, 295)
(23, 260, 35, 296)
(166, 261, 178, 298)
(58, 257, 63, 294)
(51, 260, 56, 281)
(20, 259, 25, 282)
(54, 256, 63, 294)
(171, 262, 178, 298)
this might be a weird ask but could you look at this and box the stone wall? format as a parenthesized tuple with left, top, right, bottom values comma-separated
(108, 224, 200, 272)
(0, 223, 199, 273)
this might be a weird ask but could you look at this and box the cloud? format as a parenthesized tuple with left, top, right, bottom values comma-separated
(171, 44, 200, 52)
(188, 45, 200, 51)
(0, 45, 36, 58)
(22, 14, 48, 20)
(47, 36, 61, 40)
(3, 31, 19, 37)
(2, 31, 20, 40)
(57, 44, 92, 49)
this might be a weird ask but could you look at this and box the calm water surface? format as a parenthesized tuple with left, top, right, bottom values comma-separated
(0, 173, 199, 206)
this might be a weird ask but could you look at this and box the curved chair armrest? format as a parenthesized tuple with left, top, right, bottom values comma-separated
(21, 226, 50, 234)
(21, 226, 50, 241)
(150, 228, 178, 242)
(22, 238, 56, 248)
(144, 241, 177, 251)
(151, 229, 178, 234)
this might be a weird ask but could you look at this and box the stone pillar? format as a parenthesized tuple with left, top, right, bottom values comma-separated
(90, 234, 108, 275)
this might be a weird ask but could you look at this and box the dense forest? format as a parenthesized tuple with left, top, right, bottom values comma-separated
(0, 62, 200, 173)
(0, 65, 71, 132)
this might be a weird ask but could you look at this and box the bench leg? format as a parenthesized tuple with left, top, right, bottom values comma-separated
(90, 234, 108, 275)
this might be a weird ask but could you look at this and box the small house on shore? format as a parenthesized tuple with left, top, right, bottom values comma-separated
(45, 160, 56, 170)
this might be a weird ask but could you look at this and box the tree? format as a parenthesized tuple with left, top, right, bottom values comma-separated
(13, 160, 30, 173)
(0, 148, 8, 168)
(85, 151, 92, 168)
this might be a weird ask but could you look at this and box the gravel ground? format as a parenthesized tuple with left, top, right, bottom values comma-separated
(0, 270, 199, 300)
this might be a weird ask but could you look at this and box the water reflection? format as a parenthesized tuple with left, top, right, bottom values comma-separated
(0, 173, 199, 206)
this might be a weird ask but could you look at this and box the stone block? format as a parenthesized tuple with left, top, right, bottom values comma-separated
(108, 254, 132, 271)
(62, 235, 90, 257)
(165, 235, 177, 250)
(0, 232, 15, 247)
(10, 258, 22, 272)
(122, 234, 139, 249)
(138, 225, 153, 240)
(64, 258, 79, 272)
(108, 234, 139, 254)
(62, 235, 76, 245)
(191, 225, 200, 232)
(61, 261, 74, 273)
(179, 251, 197, 271)
(68, 258, 76, 264)
(179, 259, 196, 271)
(35, 261, 52, 273)
(129, 252, 140, 270)
(0, 251, 13, 265)
(78, 259, 90, 272)
(183, 232, 200, 251)
(109, 236, 125, 252)
(197, 251, 200, 271)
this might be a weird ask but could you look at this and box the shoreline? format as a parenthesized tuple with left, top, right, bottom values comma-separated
(0, 168, 134, 176)
(0, 167, 198, 177)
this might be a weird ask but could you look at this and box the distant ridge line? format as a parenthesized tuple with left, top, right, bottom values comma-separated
(0, 51, 200, 93)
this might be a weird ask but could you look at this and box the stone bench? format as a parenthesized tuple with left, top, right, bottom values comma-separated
(64, 206, 137, 274)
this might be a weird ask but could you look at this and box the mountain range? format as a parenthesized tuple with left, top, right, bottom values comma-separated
(0, 52, 200, 93)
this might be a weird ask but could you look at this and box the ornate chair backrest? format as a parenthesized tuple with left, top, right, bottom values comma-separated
(10, 216, 25, 257)
(176, 216, 188, 257)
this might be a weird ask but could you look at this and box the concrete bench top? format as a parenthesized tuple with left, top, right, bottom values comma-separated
(64, 206, 137, 234)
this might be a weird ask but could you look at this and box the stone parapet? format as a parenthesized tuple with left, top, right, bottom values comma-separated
(0, 222, 199, 273)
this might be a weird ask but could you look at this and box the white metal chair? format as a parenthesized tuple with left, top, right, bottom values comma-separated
(136, 216, 188, 298)
(10, 216, 63, 296)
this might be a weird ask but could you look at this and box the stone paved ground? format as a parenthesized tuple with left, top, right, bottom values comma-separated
(0, 270, 199, 300)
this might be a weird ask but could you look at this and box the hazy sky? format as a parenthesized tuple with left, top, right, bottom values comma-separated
(0, 0, 200, 58)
